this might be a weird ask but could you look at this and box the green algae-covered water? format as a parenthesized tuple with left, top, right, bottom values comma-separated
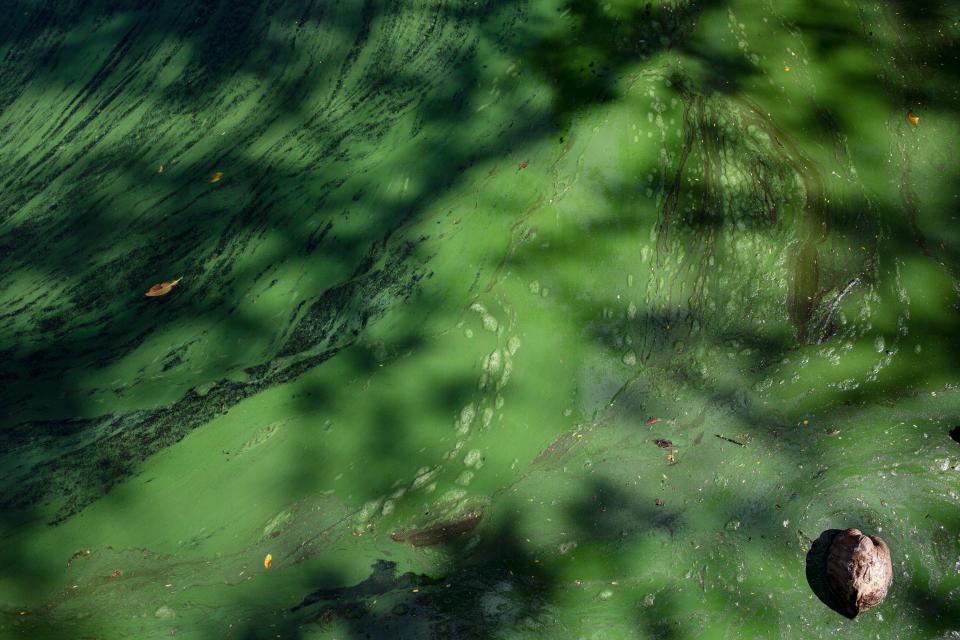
(1, 0, 959, 638)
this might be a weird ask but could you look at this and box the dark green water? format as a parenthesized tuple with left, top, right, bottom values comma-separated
(1, 1, 958, 638)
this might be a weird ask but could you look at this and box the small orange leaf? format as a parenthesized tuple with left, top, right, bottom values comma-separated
(907, 110, 919, 126)
(263, 554, 273, 570)
(145, 277, 182, 298)
(210, 171, 224, 183)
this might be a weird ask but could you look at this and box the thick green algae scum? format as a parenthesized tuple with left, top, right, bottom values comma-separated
(1, 0, 959, 638)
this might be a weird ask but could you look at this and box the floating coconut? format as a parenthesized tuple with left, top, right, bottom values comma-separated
(826, 528, 893, 618)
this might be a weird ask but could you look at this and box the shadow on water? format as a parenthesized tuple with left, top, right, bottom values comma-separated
(522, 0, 726, 127)
(805, 529, 851, 619)
(950, 426, 960, 445)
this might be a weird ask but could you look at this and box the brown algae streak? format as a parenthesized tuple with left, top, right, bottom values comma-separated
(390, 508, 484, 547)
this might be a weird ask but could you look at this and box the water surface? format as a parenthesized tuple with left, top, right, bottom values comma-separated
(0, 1, 958, 638)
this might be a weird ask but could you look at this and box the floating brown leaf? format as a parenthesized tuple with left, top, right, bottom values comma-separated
(391, 508, 483, 547)
(145, 277, 182, 297)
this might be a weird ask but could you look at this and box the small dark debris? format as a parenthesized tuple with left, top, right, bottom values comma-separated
(654, 439, 672, 448)
(950, 426, 960, 445)
(714, 434, 745, 447)
(655, 498, 663, 507)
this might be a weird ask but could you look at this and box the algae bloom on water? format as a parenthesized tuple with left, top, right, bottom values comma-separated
(0, 1, 958, 638)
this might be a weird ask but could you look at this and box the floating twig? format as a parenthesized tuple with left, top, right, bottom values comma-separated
(714, 434, 746, 447)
